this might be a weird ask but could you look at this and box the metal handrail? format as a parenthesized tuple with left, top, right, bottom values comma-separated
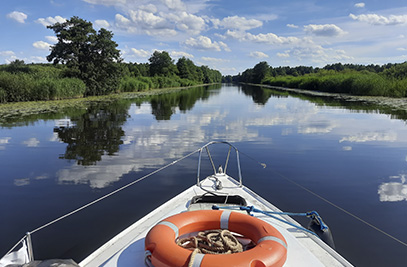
(196, 141, 243, 187)
(2, 141, 244, 265)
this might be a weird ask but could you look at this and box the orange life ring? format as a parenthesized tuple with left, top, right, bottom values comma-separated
(145, 210, 287, 267)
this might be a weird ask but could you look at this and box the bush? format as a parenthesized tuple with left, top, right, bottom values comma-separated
(0, 71, 85, 102)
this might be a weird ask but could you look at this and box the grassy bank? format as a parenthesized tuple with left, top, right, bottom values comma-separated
(235, 61, 407, 98)
(118, 76, 199, 92)
(262, 70, 407, 97)
(0, 65, 86, 103)
(0, 83, 216, 124)
(0, 53, 222, 104)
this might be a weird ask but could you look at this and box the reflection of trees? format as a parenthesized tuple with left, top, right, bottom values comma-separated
(241, 84, 407, 120)
(54, 101, 130, 165)
(150, 85, 217, 120)
(240, 85, 288, 105)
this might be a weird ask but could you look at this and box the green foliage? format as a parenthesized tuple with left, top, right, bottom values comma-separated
(0, 69, 86, 103)
(0, 16, 222, 104)
(241, 61, 407, 98)
(252, 61, 270, 84)
(118, 76, 199, 92)
(149, 51, 177, 77)
(47, 16, 122, 96)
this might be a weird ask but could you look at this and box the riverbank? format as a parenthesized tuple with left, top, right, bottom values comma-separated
(0, 84, 215, 123)
(253, 83, 407, 112)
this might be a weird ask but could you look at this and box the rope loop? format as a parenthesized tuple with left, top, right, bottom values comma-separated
(177, 229, 243, 255)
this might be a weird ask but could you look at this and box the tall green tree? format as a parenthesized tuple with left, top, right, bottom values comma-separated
(252, 61, 270, 84)
(47, 16, 122, 96)
(149, 51, 176, 76)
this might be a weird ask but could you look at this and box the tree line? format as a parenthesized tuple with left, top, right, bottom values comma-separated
(0, 16, 221, 103)
(225, 61, 407, 97)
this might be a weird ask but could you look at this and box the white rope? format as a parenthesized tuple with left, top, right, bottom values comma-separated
(270, 169, 407, 248)
(30, 149, 200, 234)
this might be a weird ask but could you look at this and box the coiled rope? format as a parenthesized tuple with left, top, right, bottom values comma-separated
(177, 229, 243, 267)
(177, 229, 243, 254)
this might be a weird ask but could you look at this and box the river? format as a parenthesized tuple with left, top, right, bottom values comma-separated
(1, 84, 407, 266)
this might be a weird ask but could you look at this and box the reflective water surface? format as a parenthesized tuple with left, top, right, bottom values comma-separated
(1, 84, 407, 266)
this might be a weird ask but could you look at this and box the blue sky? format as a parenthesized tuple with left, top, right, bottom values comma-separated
(1, 0, 407, 75)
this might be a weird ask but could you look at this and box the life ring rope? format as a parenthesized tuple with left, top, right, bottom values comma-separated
(145, 210, 288, 267)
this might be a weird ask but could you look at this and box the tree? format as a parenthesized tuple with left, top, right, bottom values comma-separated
(6, 59, 30, 73)
(47, 16, 122, 96)
(176, 57, 203, 82)
(252, 61, 270, 84)
(149, 51, 176, 76)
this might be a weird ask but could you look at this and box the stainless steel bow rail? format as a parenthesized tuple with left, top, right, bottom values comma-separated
(196, 141, 243, 187)
(1, 141, 244, 265)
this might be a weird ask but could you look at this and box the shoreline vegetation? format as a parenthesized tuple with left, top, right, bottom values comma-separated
(247, 83, 407, 113)
(0, 84, 218, 124)
(226, 61, 407, 98)
(0, 16, 221, 104)
(0, 57, 221, 104)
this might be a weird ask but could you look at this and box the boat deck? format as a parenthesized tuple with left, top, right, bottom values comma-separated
(80, 174, 353, 267)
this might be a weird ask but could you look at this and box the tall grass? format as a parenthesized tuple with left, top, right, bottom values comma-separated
(118, 76, 198, 92)
(262, 71, 407, 97)
(0, 72, 85, 103)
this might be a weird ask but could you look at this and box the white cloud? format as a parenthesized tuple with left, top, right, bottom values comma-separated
(115, 11, 177, 36)
(0, 137, 11, 150)
(45, 36, 58, 43)
(0, 51, 17, 63)
(184, 36, 230, 52)
(36, 16, 66, 27)
(140, 4, 158, 13)
(249, 51, 269, 59)
(0, 51, 15, 57)
(94, 19, 110, 28)
(201, 57, 229, 62)
(0, 137, 11, 144)
(354, 3, 365, 8)
(304, 24, 346, 37)
(246, 32, 300, 45)
(28, 56, 47, 63)
(33, 41, 51, 50)
(213, 15, 262, 31)
(278, 41, 353, 64)
(168, 12, 206, 35)
(349, 13, 407, 25)
(161, 0, 186, 11)
(22, 138, 40, 147)
(129, 10, 166, 28)
(224, 30, 247, 40)
(82, 0, 126, 5)
(170, 51, 194, 59)
(378, 175, 407, 202)
(339, 131, 397, 143)
(277, 52, 290, 58)
(287, 24, 299, 29)
(14, 178, 30, 187)
(131, 48, 151, 58)
(115, 13, 131, 25)
(7, 11, 28, 23)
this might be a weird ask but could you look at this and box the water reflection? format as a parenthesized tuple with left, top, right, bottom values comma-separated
(378, 175, 407, 202)
(149, 86, 213, 120)
(2, 84, 407, 266)
(2, 84, 407, 191)
(54, 102, 130, 165)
